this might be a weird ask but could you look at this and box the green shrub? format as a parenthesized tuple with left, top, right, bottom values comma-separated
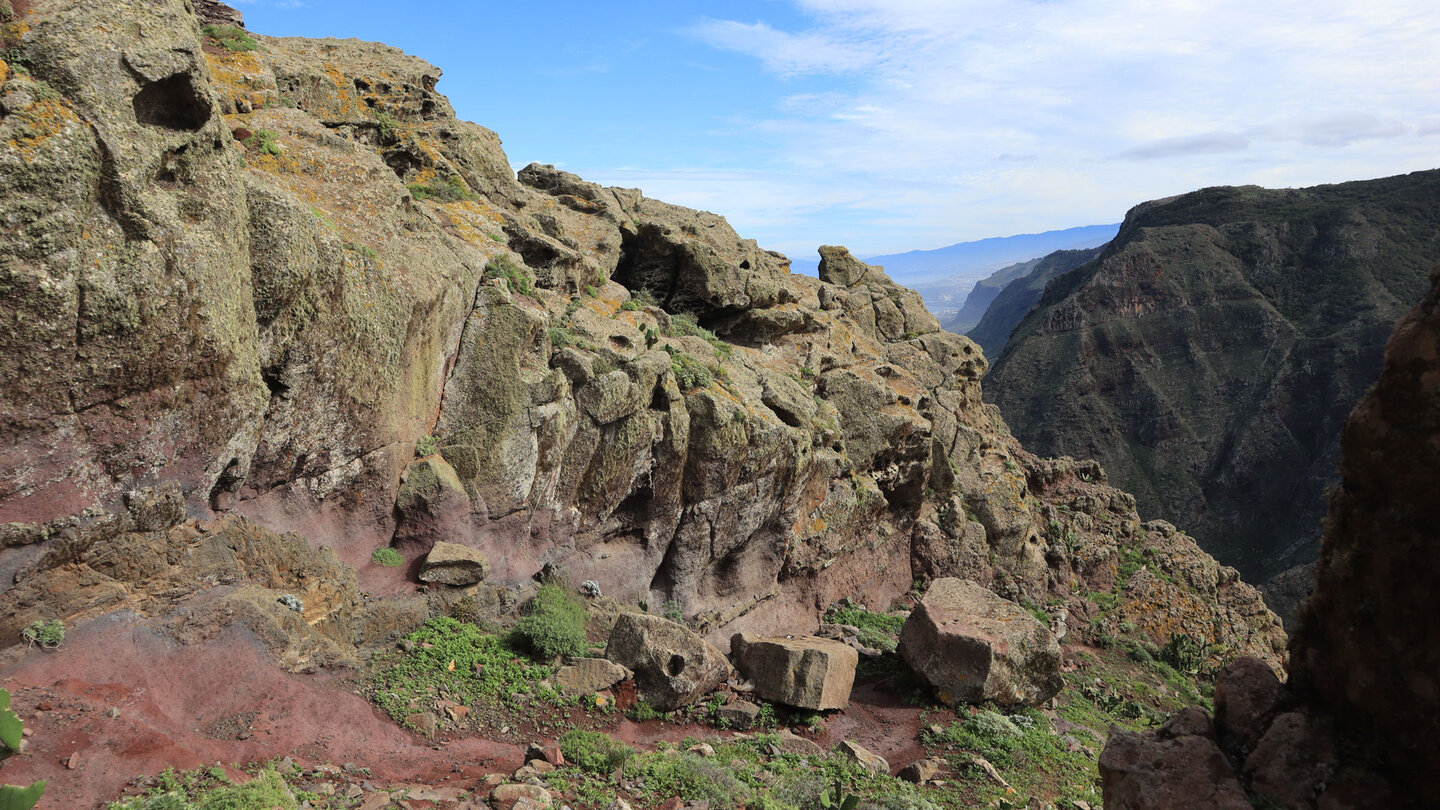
(515, 584, 588, 660)
(239, 129, 281, 156)
(559, 729, 633, 774)
(370, 547, 403, 567)
(661, 599, 684, 623)
(21, 619, 63, 649)
(408, 176, 475, 203)
(484, 256, 532, 295)
(583, 285, 598, 298)
(624, 752, 745, 807)
(668, 349, 712, 391)
(201, 24, 257, 52)
(375, 111, 398, 139)
(620, 300, 641, 311)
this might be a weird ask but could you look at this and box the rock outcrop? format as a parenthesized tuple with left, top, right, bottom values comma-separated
(605, 612, 730, 711)
(730, 632, 858, 710)
(1101, 267, 1440, 807)
(898, 578, 1062, 707)
(0, 0, 1282, 703)
(985, 174, 1440, 613)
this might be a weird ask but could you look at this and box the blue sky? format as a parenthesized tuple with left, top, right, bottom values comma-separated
(235, 0, 1440, 260)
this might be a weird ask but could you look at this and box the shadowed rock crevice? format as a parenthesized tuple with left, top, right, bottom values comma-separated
(132, 73, 212, 131)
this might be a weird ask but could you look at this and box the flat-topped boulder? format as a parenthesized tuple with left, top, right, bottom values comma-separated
(898, 578, 1062, 707)
(418, 541, 490, 586)
(730, 633, 858, 710)
(605, 613, 730, 711)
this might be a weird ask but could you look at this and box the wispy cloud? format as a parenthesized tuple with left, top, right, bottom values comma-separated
(1115, 133, 1251, 161)
(667, 0, 1440, 254)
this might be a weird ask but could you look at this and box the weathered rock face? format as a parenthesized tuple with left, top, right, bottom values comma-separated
(898, 578, 1061, 707)
(0, 0, 1283, 682)
(1100, 708, 1251, 810)
(1102, 269, 1440, 807)
(605, 612, 730, 711)
(1289, 264, 1440, 800)
(965, 246, 1103, 357)
(985, 175, 1440, 612)
(729, 632, 858, 710)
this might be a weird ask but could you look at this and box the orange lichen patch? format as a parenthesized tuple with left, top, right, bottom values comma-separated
(5, 98, 81, 163)
(2, 19, 29, 45)
(0, 58, 9, 85)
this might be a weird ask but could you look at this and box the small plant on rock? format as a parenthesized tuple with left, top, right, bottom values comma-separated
(202, 24, 258, 52)
(21, 619, 63, 649)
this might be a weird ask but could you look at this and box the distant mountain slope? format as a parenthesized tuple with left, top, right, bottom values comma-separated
(940, 257, 1041, 333)
(966, 247, 1104, 356)
(984, 171, 1440, 595)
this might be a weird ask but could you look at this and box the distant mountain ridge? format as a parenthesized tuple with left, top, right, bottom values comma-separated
(785, 225, 1119, 323)
(867, 224, 1120, 284)
(965, 246, 1105, 357)
(984, 171, 1440, 614)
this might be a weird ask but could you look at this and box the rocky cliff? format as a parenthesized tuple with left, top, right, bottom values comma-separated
(983, 174, 1440, 606)
(1101, 265, 1440, 808)
(0, 0, 1287, 672)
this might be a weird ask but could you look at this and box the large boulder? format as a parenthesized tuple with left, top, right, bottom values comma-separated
(898, 578, 1061, 707)
(418, 541, 490, 586)
(1100, 708, 1251, 810)
(729, 633, 858, 710)
(604, 613, 730, 711)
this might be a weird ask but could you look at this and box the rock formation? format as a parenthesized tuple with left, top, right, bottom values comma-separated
(984, 174, 1440, 619)
(965, 246, 1104, 358)
(0, 0, 1284, 680)
(730, 632, 858, 710)
(1101, 266, 1440, 807)
(898, 578, 1062, 707)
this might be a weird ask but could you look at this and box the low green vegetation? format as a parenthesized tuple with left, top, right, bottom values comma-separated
(514, 584, 589, 660)
(825, 605, 904, 654)
(924, 707, 1101, 806)
(559, 729, 634, 774)
(665, 313, 733, 360)
(407, 175, 476, 203)
(375, 111, 398, 139)
(370, 547, 403, 567)
(239, 129, 281, 156)
(201, 24, 258, 52)
(20, 619, 63, 649)
(369, 617, 557, 723)
(484, 256, 532, 295)
(667, 347, 713, 391)
(107, 766, 295, 810)
(1, 688, 44, 810)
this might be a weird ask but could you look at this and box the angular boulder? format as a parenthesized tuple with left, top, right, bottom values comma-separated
(419, 541, 490, 586)
(1100, 708, 1251, 810)
(833, 740, 889, 774)
(898, 578, 1061, 707)
(604, 613, 730, 711)
(730, 633, 858, 710)
(554, 657, 632, 695)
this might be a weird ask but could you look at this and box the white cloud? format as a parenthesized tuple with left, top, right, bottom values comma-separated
(669, 0, 1440, 254)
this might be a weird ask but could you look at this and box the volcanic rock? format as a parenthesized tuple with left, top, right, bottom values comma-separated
(898, 578, 1061, 707)
(729, 633, 857, 710)
(418, 541, 490, 586)
(605, 613, 730, 711)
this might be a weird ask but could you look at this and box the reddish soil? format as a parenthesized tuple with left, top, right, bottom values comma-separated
(0, 614, 522, 810)
(0, 614, 942, 809)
